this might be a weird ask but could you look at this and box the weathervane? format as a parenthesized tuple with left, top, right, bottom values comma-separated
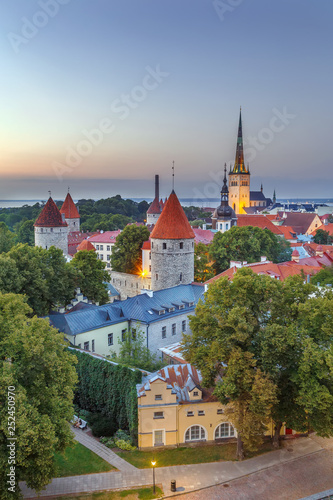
(172, 160, 175, 190)
(48, 190, 51, 198)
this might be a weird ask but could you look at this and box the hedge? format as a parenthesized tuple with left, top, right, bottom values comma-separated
(69, 350, 142, 442)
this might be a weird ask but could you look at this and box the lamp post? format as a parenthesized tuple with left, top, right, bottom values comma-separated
(151, 460, 156, 494)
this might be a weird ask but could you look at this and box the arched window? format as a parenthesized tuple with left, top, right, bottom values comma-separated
(185, 425, 206, 442)
(215, 422, 235, 439)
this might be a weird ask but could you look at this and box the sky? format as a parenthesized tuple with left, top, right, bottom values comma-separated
(0, 0, 332, 203)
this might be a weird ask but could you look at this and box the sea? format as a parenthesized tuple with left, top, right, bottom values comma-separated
(0, 198, 332, 209)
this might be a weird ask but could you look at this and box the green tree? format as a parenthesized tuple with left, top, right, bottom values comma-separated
(209, 226, 291, 274)
(310, 265, 333, 286)
(313, 228, 331, 244)
(110, 225, 150, 274)
(0, 255, 22, 294)
(14, 219, 35, 245)
(0, 222, 16, 253)
(194, 242, 214, 282)
(70, 250, 109, 304)
(111, 327, 165, 372)
(182, 269, 333, 458)
(0, 293, 77, 498)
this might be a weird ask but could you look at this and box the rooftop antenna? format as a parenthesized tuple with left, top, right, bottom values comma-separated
(48, 190, 51, 198)
(172, 160, 175, 191)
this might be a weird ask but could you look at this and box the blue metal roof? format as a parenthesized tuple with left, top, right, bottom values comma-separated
(47, 284, 205, 336)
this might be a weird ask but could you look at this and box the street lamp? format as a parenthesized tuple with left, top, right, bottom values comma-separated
(151, 460, 156, 494)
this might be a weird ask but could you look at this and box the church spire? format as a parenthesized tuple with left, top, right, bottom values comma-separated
(220, 163, 229, 206)
(232, 107, 248, 174)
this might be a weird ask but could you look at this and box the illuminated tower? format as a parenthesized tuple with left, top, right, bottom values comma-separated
(228, 108, 250, 214)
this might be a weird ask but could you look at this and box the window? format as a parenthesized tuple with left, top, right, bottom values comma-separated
(100, 245, 103, 250)
(50, 228, 53, 232)
(41, 228, 43, 233)
(154, 411, 164, 419)
(107, 245, 110, 251)
(198, 410, 205, 416)
(185, 425, 206, 442)
(149, 265, 151, 272)
(84, 341, 89, 351)
(99, 254, 104, 260)
(180, 273, 183, 282)
(163, 243, 167, 250)
(172, 323, 176, 335)
(107, 263, 110, 268)
(217, 409, 224, 415)
(92, 340, 95, 352)
(154, 430, 164, 446)
(96, 245, 99, 250)
(215, 423, 235, 439)
(149, 252, 151, 260)
(162, 326, 166, 339)
(107, 254, 111, 260)
(193, 391, 199, 397)
(180, 242, 183, 249)
(155, 273, 158, 281)
(187, 411, 194, 417)
(121, 329, 127, 342)
(226, 223, 229, 230)
(155, 394, 162, 401)
(182, 320, 186, 332)
(108, 333, 113, 346)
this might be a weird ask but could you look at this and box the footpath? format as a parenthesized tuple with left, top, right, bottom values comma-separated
(20, 432, 325, 498)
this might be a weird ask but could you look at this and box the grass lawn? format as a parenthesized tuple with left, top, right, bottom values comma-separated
(117, 441, 274, 468)
(53, 486, 163, 499)
(54, 441, 116, 477)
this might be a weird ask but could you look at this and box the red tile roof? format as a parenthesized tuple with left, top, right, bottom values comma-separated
(60, 193, 80, 219)
(150, 190, 195, 240)
(278, 225, 297, 239)
(236, 215, 283, 235)
(34, 197, 68, 228)
(147, 196, 162, 214)
(142, 240, 151, 250)
(193, 227, 214, 245)
(311, 223, 333, 236)
(76, 239, 96, 252)
(280, 212, 319, 235)
(88, 230, 121, 243)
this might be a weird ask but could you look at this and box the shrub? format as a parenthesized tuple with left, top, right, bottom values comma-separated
(89, 413, 117, 437)
(115, 429, 131, 443)
(114, 439, 136, 451)
(100, 437, 115, 448)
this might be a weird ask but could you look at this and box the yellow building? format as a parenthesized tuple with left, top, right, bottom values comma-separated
(228, 109, 250, 214)
(137, 364, 237, 449)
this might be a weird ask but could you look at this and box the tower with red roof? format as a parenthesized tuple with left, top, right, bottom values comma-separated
(150, 190, 195, 291)
(34, 196, 68, 254)
(146, 175, 165, 225)
(60, 191, 80, 232)
(228, 108, 250, 214)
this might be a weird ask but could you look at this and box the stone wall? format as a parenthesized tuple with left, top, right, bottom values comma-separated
(65, 217, 80, 232)
(35, 226, 68, 255)
(109, 271, 152, 300)
(151, 237, 194, 291)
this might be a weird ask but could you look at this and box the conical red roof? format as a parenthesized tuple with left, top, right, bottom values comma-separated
(150, 190, 195, 240)
(60, 193, 80, 219)
(34, 197, 68, 228)
(76, 239, 96, 252)
(147, 196, 162, 214)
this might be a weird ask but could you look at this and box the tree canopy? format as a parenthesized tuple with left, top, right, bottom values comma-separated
(194, 242, 215, 282)
(182, 269, 333, 459)
(310, 264, 333, 286)
(0, 293, 77, 498)
(70, 250, 109, 304)
(209, 226, 292, 274)
(313, 228, 331, 245)
(110, 225, 150, 274)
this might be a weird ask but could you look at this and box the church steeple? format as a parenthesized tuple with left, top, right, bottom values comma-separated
(232, 107, 248, 174)
(220, 164, 229, 206)
(273, 189, 276, 205)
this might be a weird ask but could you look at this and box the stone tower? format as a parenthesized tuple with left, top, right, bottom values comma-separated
(60, 191, 80, 232)
(150, 190, 195, 291)
(146, 175, 164, 225)
(212, 164, 237, 232)
(34, 196, 68, 254)
(228, 108, 250, 214)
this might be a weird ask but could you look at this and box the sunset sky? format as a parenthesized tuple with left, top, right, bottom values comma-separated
(1, 0, 332, 202)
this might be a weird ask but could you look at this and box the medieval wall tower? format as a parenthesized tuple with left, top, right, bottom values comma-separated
(228, 109, 250, 214)
(150, 190, 195, 291)
(34, 196, 68, 254)
(60, 191, 80, 232)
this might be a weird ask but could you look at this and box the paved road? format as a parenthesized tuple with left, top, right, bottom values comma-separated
(179, 436, 333, 500)
(20, 435, 331, 498)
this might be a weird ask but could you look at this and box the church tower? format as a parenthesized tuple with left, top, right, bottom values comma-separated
(60, 191, 80, 232)
(150, 190, 195, 291)
(34, 196, 68, 254)
(228, 109, 250, 214)
(212, 164, 237, 232)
